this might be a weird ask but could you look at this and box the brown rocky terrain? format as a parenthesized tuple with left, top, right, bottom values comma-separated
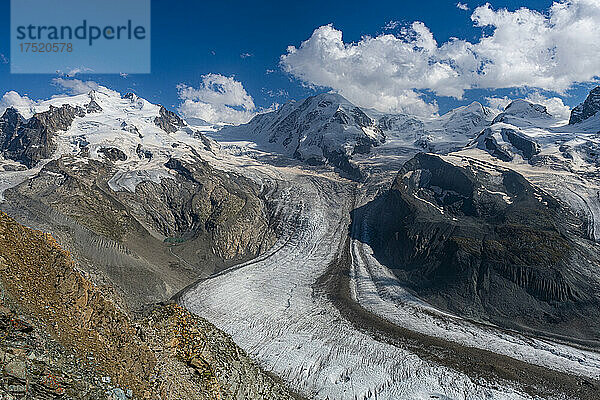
(0, 211, 300, 399)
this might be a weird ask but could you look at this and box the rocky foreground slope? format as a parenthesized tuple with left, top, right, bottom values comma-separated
(0, 211, 300, 399)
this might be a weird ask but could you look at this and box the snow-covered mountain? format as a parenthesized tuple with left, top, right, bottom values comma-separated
(0, 86, 275, 307)
(2, 84, 600, 400)
(471, 90, 600, 173)
(0, 87, 217, 192)
(374, 101, 495, 153)
(472, 99, 553, 162)
(213, 94, 495, 178)
(217, 93, 385, 179)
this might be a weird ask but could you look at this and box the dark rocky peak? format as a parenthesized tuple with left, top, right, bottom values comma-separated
(86, 99, 102, 113)
(154, 105, 186, 133)
(0, 104, 83, 168)
(98, 147, 127, 162)
(123, 92, 146, 110)
(123, 92, 138, 101)
(0, 107, 25, 136)
(1, 107, 24, 125)
(569, 86, 600, 125)
(85, 90, 102, 113)
(87, 89, 98, 101)
(136, 144, 152, 160)
(32, 104, 85, 131)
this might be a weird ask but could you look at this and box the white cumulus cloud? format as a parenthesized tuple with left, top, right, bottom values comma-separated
(0, 91, 36, 118)
(281, 0, 600, 116)
(456, 3, 469, 11)
(52, 78, 100, 95)
(177, 73, 266, 125)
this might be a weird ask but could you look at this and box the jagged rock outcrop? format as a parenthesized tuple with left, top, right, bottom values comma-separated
(569, 86, 600, 125)
(98, 147, 128, 162)
(0, 105, 84, 167)
(355, 153, 600, 342)
(136, 144, 153, 160)
(86, 99, 102, 113)
(154, 105, 186, 134)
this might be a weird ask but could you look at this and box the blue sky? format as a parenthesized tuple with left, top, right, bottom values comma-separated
(0, 0, 598, 122)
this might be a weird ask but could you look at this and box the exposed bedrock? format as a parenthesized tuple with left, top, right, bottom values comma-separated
(353, 152, 600, 344)
(570, 86, 600, 125)
(2, 155, 275, 309)
(0, 104, 85, 167)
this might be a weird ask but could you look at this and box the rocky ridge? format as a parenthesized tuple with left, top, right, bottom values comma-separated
(570, 86, 600, 125)
(0, 105, 85, 167)
(356, 152, 600, 343)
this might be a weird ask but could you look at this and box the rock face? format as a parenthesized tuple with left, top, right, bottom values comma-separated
(570, 86, 600, 125)
(475, 127, 540, 161)
(3, 153, 275, 308)
(220, 93, 384, 180)
(0, 105, 84, 167)
(86, 99, 102, 113)
(357, 153, 600, 343)
(0, 211, 156, 397)
(155, 105, 186, 134)
(0, 212, 300, 400)
(98, 146, 128, 162)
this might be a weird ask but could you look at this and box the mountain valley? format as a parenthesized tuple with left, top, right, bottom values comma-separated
(1, 85, 600, 399)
